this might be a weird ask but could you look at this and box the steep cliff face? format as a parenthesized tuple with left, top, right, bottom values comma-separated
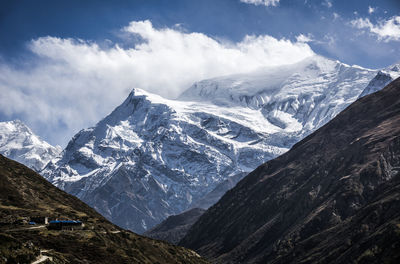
(180, 78, 400, 264)
(0, 120, 61, 171)
(42, 56, 378, 233)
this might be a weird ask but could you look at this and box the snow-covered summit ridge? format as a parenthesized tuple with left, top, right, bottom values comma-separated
(0, 120, 61, 171)
(42, 55, 380, 234)
(180, 55, 376, 131)
(180, 55, 373, 106)
(43, 86, 291, 233)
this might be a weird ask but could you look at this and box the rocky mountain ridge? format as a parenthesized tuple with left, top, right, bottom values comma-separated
(41, 55, 382, 233)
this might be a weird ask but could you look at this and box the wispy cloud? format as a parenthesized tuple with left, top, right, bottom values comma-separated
(296, 33, 314, 43)
(368, 6, 376, 14)
(351, 16, 400, 42)
(322, 0, 332, 8)
(0, 20, 314, 145)
(239, 0, 280, 7)
(333, 12, 340, 20)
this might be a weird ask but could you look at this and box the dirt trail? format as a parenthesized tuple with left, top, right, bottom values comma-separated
(31, 250, 53, 264)
(4, 225, 45, 232)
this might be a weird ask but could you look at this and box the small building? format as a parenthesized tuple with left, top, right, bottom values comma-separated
(30, 217, 48, 225)
(48, 220, 84, 230)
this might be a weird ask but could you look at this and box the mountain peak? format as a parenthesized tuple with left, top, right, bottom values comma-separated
(0, 120, 60, 171)
(42, 58, 382, 234)
(2, 119, 31, 133)
(358, 65, 400, 99)
(178, 56, 374, 109)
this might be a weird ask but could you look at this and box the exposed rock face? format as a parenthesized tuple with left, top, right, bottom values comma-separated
(0, 120, 61, 171)
(144, 208, 206, 245)
(41, 55, 378, 233)
(180, 78, 400, 264)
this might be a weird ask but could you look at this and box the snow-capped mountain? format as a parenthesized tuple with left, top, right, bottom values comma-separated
(358, 64, 400, 98)
(42, 90, 285, 233)
(0, 120, 61, 171)
(42, 55, 379, 233)
(180, 56, 376, 132)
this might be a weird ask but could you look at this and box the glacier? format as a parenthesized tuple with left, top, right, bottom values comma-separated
(41, 55, 390, 233)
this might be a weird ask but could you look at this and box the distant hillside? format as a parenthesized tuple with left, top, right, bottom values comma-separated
(0, 155, 208, 264)
(181, 78, 400, 263)
(144, 208, 206, 245)
(144, 173, 245, 245)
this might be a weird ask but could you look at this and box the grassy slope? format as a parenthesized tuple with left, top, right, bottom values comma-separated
(0, 155, 208, 264)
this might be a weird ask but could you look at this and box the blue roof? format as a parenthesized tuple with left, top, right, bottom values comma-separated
(49, 220, 82, 224)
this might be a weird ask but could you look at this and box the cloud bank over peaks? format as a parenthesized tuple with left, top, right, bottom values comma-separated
(0, 20, 314, 145)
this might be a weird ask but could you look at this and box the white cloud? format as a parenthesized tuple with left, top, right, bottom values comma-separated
(0, 20, 314, 145)
(368, 6, 375, 14)
(351, 16, 400, 42)
(322, 0, 332, 8)
(239, 0, 280, 7)
(323, 34, 336, 46)
(296, 33, 314, 43)
(333, 12, 340, 20)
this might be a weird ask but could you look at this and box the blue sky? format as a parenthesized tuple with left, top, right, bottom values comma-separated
(2, 0, 400, 67)
(1, 0, 400, 146)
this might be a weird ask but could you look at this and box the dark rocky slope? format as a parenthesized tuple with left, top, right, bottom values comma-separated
(180, 78, 400, 264)
(0, 155, 208, 264)
(190, 172, 247, 210)
(144, 208, 206, 245)
(144, 173, 245, 245)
